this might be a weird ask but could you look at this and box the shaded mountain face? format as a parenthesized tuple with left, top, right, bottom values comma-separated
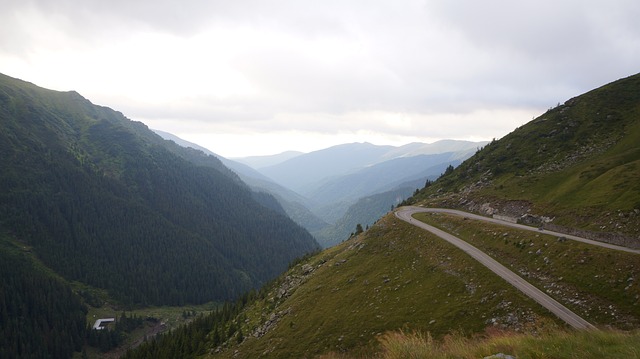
(0, 73, 319, 306)
(153, 129, 330, 235)
(414, 73, 640, 246)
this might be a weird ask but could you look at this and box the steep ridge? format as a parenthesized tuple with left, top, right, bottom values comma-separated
(154, 129, 330, 233)
(0, 73, 319, 307)
(413, 73, 640, 247)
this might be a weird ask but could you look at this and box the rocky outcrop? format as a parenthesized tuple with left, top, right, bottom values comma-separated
(250, 261, 324, 339)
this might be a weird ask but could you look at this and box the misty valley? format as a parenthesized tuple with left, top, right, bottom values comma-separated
(1, 72, 640, 358)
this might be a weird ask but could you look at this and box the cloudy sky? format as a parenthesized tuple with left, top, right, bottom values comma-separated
(2, 0, 639, 157)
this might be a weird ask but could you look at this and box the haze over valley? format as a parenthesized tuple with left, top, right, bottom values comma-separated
(1, 1, 640, 358)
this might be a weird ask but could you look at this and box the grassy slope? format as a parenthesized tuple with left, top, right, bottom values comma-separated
(372, 328, 640, 359)
(208, 214, 563, 358)
(203, 206, 640, 358)
(417, 73, 640, 241)
(415, 212, 640, 329)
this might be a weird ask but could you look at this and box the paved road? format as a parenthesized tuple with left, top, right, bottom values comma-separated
(407, 207, 640, 255)
(395, 206, 597, 330)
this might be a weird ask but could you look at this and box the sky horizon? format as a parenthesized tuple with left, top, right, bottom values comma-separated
(2, 0, 639, 157)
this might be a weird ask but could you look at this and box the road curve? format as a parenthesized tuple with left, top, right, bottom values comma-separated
(395, 206, 597, 330)
(408, 207, 640, 255)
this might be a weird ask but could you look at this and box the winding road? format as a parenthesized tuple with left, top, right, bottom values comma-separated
(403, 207, 640, 255)
(395, 206, 598, 330)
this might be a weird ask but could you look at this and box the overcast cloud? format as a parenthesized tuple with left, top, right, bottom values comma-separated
(1, 0, 639, 156)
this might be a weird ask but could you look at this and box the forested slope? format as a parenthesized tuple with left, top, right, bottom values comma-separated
(0, 236, 86, 359)
(0, 73, 319, 307)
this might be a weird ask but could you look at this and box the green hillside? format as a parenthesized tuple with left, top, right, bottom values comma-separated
(0, 72, 318, 307)
(414, 73, 640, 246)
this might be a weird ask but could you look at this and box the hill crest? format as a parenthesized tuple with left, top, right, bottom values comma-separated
(412, 73, 640, 246)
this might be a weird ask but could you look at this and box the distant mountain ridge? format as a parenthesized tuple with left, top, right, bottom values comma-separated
(248, 140, 486, 246)
(154, 131, 486, 247)
(254, 141, 486, 195)
(307, 151, 474, 208)
(233, 151, 304, 169)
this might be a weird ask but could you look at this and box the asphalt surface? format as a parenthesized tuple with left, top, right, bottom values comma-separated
(403, 207, 640, 255)
(395, 206, 597, 330)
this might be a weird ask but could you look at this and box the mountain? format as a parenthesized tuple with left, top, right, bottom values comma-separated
(314, 186, 414, 247)
(123, 72, 640, 359)
(307, 151, 473, 208)
(232, 150, 303, 169)
(153, 130, 329, 233)
(154, 129, 275, 184)
(0, 73, 319, 308)
(254, 141, 486, 196)
(255, 140, 485, 248)
(257, 142, 394, 193)
(153, 129, 215, 155)
(413, 72, 640, 247)
(378, 139, 486, 161)
(169, 136, 481, 249)
(308, 154, 465, 247)
(244, 140, 484, 246)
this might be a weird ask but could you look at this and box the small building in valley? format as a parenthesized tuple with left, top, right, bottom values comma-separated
(92, 318, 116, 330)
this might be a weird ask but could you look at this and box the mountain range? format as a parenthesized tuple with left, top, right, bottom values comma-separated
(126, 73, 640, 358)
(2, 70, 639, 359)
(155, 131, 486, 247)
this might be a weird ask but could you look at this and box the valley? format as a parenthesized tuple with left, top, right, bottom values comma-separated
(156, 131, 487, 247)
(1, 71, 639, 358)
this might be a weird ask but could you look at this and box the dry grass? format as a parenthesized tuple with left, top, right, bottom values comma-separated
(375, 328, 640, 359)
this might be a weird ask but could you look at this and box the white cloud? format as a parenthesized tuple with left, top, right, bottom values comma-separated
(1, 0, 639, 156)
